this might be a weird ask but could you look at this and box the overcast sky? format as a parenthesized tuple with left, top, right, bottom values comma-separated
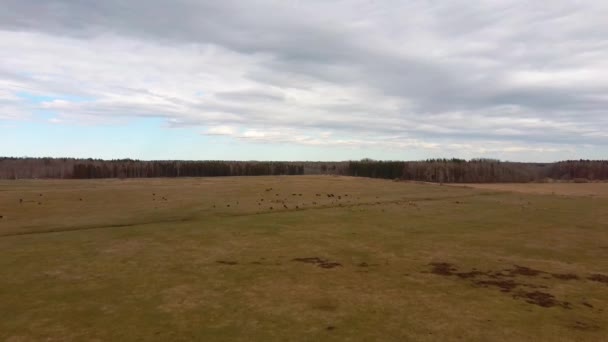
(1, 0, 607, 161)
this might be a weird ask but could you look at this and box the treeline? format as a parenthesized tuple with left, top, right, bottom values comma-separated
(1, 157, 607, 182)
(544, 160, 608, 181)
(346, 159, 608, 183)
(0, 158, 305, 179)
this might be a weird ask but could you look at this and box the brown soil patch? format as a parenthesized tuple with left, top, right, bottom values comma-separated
(508, 265, 543, 276)
(455, 270, 487, 279)
(514, 291, 571, 308)
(589, 274, 608, 284)
(552, 273, 579, 280)
(428, 262, 577, 309)
(429, 262, 456, 276)
(475, 279, 520, 292)
(216, 260, 238, 265)
(293, 257, 342, 269)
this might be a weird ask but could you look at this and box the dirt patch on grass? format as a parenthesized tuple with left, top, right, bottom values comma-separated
(216, 260, 238, 265)
(552, 273, 579, 280)
(589, 274, 608, 284)
(428, 262, 579, 309)
(508, 265, 543, 277)
(513, 291, 571, 308)
(429, 262, 457, 276)
(475, 279, 520, 292)
(293, 257, 342, 269)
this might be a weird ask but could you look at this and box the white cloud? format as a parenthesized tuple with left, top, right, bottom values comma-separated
(1, 0, 607, 160)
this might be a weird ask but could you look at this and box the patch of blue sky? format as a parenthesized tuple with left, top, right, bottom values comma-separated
(16, 92, 92, 104)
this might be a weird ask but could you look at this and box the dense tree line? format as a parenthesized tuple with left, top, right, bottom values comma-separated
(1, 157, 607, 182)
(543, 160, 608, 180)
(0, 158, 305, 179)
(346, 159, 608, 183)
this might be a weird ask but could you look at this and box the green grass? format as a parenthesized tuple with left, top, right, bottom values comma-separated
(0, 176, 607, 341)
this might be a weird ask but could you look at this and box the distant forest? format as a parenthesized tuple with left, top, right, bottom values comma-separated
(1, 157, 607, 183)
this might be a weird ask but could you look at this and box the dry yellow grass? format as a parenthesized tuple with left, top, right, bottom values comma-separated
(0, 176, 607, 341)
(452, 182, 608, 197)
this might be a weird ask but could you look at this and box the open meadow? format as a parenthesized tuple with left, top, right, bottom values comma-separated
(1, 176, 607, 341)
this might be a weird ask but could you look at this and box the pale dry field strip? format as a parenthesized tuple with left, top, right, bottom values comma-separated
(452, 182, 608, 197)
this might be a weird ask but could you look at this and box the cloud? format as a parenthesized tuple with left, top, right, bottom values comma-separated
(1, 0, 607, 160)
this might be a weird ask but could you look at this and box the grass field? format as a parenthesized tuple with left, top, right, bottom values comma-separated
(1, 176, 607, 341)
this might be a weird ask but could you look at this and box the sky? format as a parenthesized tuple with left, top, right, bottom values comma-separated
(1, 0, 607, 162)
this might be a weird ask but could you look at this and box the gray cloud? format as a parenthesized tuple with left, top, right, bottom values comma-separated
(1, 0, 607, 160)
